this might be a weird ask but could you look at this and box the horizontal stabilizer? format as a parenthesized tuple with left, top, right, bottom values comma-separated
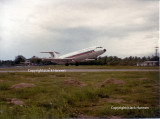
(40, 51, 60, 58)
(40, 52, 60, 54)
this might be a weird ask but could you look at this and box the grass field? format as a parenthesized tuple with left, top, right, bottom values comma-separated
(0, 71, 159, 118)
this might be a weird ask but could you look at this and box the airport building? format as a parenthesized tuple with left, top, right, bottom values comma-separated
(137, 61, 158, 66)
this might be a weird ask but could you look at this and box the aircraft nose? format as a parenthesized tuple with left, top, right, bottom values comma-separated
(104, 49, 106, 52)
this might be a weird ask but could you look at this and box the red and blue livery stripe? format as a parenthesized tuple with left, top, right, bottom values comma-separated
(66, 50, 95, 58)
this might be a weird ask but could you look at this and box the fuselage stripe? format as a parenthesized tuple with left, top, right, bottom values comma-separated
(66, 50, 95, 58)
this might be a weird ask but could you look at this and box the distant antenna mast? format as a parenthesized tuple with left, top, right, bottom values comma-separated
(155, 47, 159, 57)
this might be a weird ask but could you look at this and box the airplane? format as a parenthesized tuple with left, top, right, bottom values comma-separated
(40, 46, 106, 66)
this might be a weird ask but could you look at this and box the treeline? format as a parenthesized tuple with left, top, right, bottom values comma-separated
(0, 55, 54, 67)
(78, 56, 159, 66)
(0, 55, 159, 67)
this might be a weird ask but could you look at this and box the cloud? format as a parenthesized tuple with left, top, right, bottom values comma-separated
(0, 0, 158, 60)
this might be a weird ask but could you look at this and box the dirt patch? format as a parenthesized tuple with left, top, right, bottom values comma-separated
(107, 98, 125, 103)
(8, 98, 24, 106)
(49, 75, 56, 78)
(99, 98, 125, 105)
(0, 80, 4, 82)
(137, 78, 149, 81)
(11, 83, 35, 89)
(98, 79, 125, 87)
(81, 73, 87, 75)
(63, 79, 86, 87)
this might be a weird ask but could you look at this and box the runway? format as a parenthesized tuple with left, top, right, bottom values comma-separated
(66, 69, 159, 72)
(0, 69, 159, 73)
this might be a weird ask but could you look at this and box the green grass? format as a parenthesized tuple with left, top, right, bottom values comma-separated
(0, 71, 159, 118)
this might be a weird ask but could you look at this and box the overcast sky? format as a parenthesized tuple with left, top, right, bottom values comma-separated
(0, 0, 159, 60)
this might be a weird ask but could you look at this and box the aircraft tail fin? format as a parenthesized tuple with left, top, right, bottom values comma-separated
(40, 51, 60, 58)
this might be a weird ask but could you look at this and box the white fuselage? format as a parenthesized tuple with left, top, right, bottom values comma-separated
(59, 46, 106, 62)
(41, 46, 106, 64)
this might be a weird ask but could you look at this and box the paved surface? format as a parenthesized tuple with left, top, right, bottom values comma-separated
(0, 69, 159, 72)
(66, 69, 159, 72)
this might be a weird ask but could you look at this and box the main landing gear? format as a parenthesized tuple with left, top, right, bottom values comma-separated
(75, 62, 79, 66)
(65, 63, 69, 66)
(65, 62, 79, 66)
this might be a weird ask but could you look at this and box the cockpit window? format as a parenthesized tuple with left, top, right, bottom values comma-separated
(96, 47, 102, 48)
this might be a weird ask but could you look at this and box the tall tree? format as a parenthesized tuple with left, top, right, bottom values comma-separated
(14, 55, 26, 64)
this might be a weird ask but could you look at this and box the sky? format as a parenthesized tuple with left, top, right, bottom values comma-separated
(0, 0, 159, 60)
